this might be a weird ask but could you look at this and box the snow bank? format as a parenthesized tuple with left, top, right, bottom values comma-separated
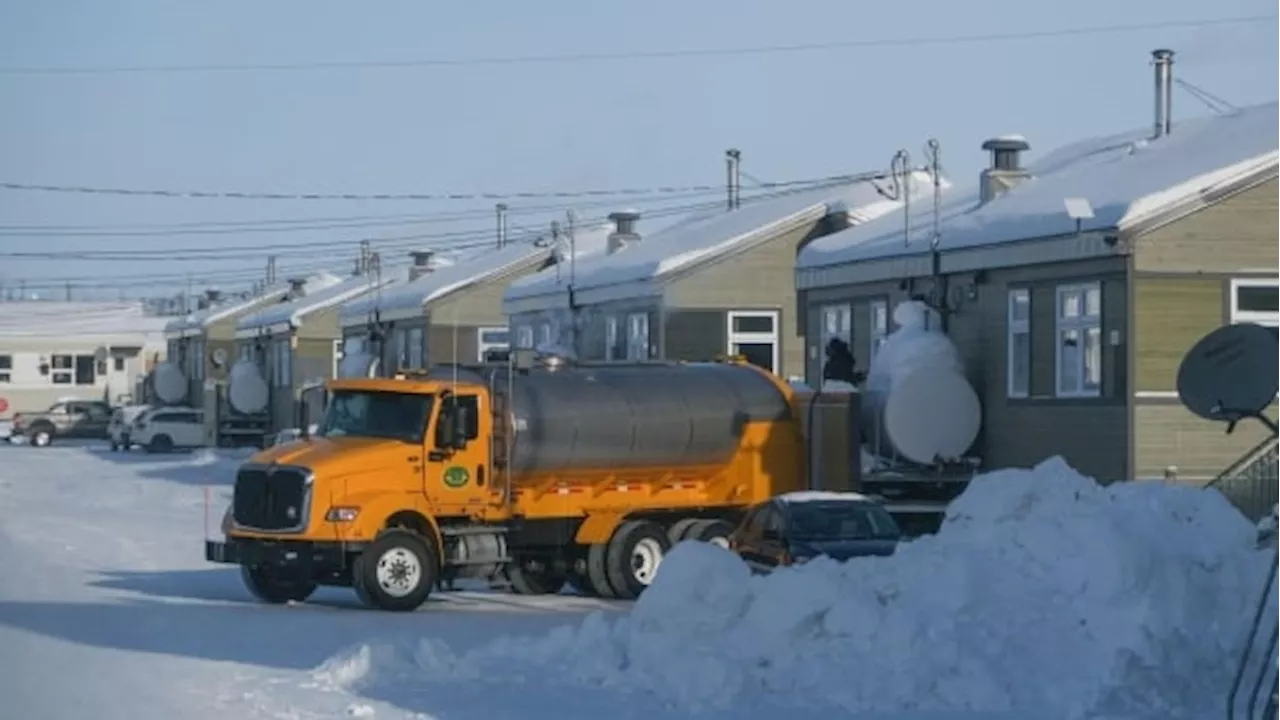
(318, 457, 1271, 718)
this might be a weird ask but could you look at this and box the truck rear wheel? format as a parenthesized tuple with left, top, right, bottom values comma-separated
(585, 543, 618, 599)
(352, 529, 438, 612)
(666, 518, 703, 545)
(505, 561, 566, 595)
(686, 519, 734, 549)
(240, 565, 317, 604)
(606, 519, 671, 600)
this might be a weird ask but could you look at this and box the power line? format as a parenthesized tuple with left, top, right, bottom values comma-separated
(0, 174, 850, 203)
(0, 15, 1270, 76)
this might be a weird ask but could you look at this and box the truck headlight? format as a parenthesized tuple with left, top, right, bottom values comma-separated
(325, 507, 360, 522)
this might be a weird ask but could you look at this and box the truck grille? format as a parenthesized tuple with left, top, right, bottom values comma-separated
(232, 465, 309, 532)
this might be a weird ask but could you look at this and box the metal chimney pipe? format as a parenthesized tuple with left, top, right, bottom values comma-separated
(1152, 49, 1174, 138)
(725, 148, 742, 210)
(496, 203, 509, 248)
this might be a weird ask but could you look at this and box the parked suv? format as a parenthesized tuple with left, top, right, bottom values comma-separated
(11, 400, 115, 447)
(728, 492, 901, 573)
(108, 405, 151, 452)
(132, 407, 204, 453)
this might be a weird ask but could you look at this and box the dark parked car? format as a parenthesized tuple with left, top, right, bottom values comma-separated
(728, 492, 901, 573)
(11, 400, 115, 447)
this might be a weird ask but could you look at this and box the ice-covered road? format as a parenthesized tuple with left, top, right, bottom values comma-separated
(0, 443, 633, 720)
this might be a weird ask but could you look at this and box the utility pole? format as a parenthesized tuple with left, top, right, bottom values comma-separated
(550, 220, 563, 285)
(495, 203, 509, 248)
(726, 148, 742, 210)
(266, 255, 277, 286)
(64, 282, 72, 301)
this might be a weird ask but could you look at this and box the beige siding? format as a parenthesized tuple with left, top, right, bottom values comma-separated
(428, 264, 540, 328)
(1133, 177, 1280, 273)
(296, 306, 342, 342)
(1131, 276, 1224, 392)
(1133, 402, 1279, 482)
(665, 220, 824, 378)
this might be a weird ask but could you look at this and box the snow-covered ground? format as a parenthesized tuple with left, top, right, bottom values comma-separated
(0, 443, 1273, 719)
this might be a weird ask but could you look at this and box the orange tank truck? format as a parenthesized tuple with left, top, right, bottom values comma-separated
(204, 357, 808, 611)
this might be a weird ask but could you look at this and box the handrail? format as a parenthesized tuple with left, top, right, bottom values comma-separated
(1227, 548, 1278, 720)
(1209, 436, 1280, 490)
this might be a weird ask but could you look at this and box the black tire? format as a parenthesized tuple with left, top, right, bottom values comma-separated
(109, 441, 119, 452)
(28, 424, 54, 448)
(147, 434, 173, 453)
(605, 519, 671, 600)
(666, 518, 703, 545)
(585, 543, 618, 599)
(686, 519, 735, 548)
(352, 528, 438, 612)
(240, 565, 317, 604)
(505, 560, 566, 595)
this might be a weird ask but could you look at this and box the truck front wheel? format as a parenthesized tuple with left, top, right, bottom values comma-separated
(352, 529, 438, 612)
(240, 565, 317, 604)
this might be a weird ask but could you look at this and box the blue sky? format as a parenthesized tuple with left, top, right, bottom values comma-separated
(0, 0, 1275, 300)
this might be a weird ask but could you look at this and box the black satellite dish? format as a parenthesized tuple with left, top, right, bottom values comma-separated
(1176, 322, 1278, 435)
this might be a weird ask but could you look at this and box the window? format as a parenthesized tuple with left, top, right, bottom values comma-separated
(1055, 283, 1102, 397)
(515, 324, 535, 350)
(537, 321, 555, 349)
(50, 354, 74, 385)
(189, 337, 205, 382)
(868, 300, 889, 360)
(436, 393, 481, 447)
(477, 327, 510, 363)
(272, 338, 292, 388)
(405, 327, 425, 369)
(626, 312, 650, 360)
(818, 304, 851, 352)
(238, 344, 252, 364)
(727, 310, 779, 374)
(113, 356, 126, 372)
(1230, 278, 1279, 339)
(605, 316, 623, 361)
(331, 339, 343, 378)
(0, 354, 10, 383)
(392, 328, 408, 369)
(1007, 288, 1030, 398)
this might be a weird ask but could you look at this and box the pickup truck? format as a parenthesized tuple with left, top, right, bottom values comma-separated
(10, 399, 115, 447)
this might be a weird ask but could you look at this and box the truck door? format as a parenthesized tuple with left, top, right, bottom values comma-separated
(424, 391, 492, 513)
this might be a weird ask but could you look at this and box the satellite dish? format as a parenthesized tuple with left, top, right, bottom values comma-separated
(227, 360, 269, 414)
(337, 351, 380, 378)
(1177, 322, 1279, 425)
(210, 347, 230, 369)
(93, 346, 110, 364)
(152, 362, 188, 405)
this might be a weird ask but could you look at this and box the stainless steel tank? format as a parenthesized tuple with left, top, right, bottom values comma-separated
(460, 362, 793, 474)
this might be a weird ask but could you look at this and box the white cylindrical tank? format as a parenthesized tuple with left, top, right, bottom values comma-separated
(151, 362, 188, 406)
(860, 300, 981, 465)
(227, 360, 269, 415)
(337, 351, 379, 379)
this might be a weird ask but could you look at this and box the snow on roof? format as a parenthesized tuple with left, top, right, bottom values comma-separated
(504, 173, 938, 309)
(0, 301, 170, 343)
(165, 272, 344, 336)
(348, 455, 1263, 715)
(798, 101, 1280, 273)
(344, 221, 614, 324)
(774, 490, 873, 504)
(236, 272, 381, 334)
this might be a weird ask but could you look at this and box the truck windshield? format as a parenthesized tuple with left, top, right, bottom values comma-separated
(319, 390, 432, 444)
(788, 502, 901, 541)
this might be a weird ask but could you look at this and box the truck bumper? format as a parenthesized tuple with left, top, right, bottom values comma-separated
(206, 537, 363, 570)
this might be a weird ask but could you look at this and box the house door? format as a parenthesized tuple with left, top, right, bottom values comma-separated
(74, 355, 96, 386)
(727, 310, 780, 375)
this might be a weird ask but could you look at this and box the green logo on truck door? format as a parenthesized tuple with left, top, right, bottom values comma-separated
(442, 466, 470, 489)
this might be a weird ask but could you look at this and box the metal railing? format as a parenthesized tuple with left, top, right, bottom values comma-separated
(1207, 437, 1279, 524)
(1227, 548, 1278, 720)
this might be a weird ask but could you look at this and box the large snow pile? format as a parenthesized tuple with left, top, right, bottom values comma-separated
(317, 457, 1272, 718)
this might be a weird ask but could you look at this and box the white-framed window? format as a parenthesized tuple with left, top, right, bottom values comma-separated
(331, 339, 343, 378)
(477, 326, 510, 362)
(819, 304, 851, 350)
(391, 328, 408, 369)
(1007, 288, 1031, 398)
(405, 327, 425, 368)
(0, 354, 10, 383)
(537, 321, 555, 349)
(605, 315, 622, 361)
(868, 299, 890, 360)
(625, 312, 650, 360)
(272, 338, 292, 388)
(1230, 278, 1279, 336)
(515, 324, 535, 350)
(727, 310, 779, 374)
(113, 356, 126, 373)
(1054, 282, 1102, 398)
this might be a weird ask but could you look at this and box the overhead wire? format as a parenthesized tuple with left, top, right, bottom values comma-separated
(0, 15, 1269, 76)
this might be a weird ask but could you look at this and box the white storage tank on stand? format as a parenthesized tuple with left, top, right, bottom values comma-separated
(859, 300, 982, 534)
(150, 362, 189, 406)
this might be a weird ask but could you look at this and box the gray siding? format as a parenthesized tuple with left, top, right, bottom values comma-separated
(1132, 177, 1279, 273)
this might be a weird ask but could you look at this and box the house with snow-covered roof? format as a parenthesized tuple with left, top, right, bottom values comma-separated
(159, 273, 343, 412)
(796, 52, 1278, 486)
(337, 219, 613, 375)
(502, 174, 937, 379)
